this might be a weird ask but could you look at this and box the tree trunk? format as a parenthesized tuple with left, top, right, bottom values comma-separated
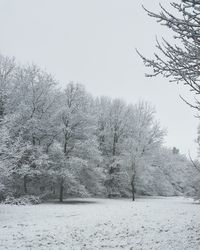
(64, 141, 67, 154)
(24, 175, 28, 194)
(131, 174, 135, 201)
(112, 132, 118, 156)
(59, 179, 64, 202)
(32, 135, 36, 146)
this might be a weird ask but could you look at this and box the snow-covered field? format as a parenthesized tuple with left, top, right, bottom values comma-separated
(0, 197, 200, 250)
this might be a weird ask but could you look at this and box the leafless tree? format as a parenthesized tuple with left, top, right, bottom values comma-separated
(137, 1, 200, 112)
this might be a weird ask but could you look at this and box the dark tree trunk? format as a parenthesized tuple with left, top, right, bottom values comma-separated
(24, 175, 28, 194)
(64, 141, 67, 154)
(59, 179, 64, 202)
(131, 174, 135, 201)
(112, 132, 118, 156)
(32, 135, 36, 146)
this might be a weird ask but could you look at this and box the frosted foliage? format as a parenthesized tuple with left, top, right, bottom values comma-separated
(0, 53, 198, 202)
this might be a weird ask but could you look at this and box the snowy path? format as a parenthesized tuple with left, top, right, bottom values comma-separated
(0, 197, 200, 250)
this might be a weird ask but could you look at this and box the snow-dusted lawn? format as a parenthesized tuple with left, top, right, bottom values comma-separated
(0, 197, 200, 250)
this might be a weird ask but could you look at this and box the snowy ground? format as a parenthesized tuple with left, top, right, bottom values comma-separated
(0, 197, 200, 250)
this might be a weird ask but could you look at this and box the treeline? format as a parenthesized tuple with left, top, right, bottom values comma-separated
(0, 54, 199, 203)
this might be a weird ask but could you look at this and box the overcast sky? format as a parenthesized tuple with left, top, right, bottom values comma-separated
(0, 0, 198, 157)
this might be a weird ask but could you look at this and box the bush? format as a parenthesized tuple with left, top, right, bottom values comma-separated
(2, 195, 41, 205)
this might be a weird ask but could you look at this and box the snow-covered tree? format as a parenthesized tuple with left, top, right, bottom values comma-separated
(0, 54, 16, 121)
(9, 64, 60, 147)
(95, 97, 131, 197)
(122, 102, 165, 200)
(138, 1, 200, 199)
(52, 83, 102, 201)
(0, 52, 197, 202)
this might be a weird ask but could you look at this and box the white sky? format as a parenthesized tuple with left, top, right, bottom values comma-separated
(0, 0, 198, 157)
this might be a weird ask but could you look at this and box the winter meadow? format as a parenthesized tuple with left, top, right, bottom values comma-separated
(1, 1, 200, 250)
